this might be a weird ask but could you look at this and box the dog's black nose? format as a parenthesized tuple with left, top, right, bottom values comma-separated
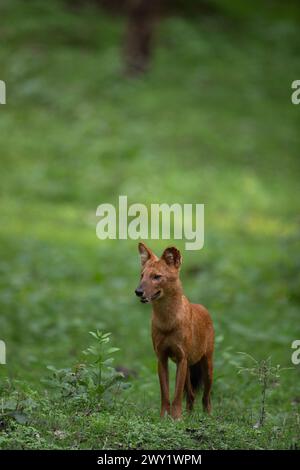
(135, 288, 144, 297)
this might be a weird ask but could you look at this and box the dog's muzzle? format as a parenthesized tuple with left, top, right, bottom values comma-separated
(135, 287, 150, 303)
(135, 288, 144, 298)
(135, 288, 161, 303)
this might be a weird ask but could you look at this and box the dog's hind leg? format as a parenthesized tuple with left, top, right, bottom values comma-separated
(201, 354, 213, 414)
(184, 367, 195, 412)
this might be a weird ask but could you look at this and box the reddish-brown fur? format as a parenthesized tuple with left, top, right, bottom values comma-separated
(135, 242, 214, 419)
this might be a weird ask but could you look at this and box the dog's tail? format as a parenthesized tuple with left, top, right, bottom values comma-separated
(188, 360, 203, 393)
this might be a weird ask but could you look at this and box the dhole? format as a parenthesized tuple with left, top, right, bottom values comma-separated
(135, 243, 214, 419)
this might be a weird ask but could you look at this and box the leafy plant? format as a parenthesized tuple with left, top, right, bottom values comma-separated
(237, 353, 291, 428)
(82, 330, 126, 399)
(44, 330, 128, 405)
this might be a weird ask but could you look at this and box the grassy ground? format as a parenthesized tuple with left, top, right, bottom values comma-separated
(0, 0, 300, 449)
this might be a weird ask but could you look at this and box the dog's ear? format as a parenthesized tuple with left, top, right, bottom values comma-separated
(138, 242, 154, 267)
(161, 247, 182, 269)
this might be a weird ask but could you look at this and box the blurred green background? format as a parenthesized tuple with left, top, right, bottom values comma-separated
(0, 0, 299, 449)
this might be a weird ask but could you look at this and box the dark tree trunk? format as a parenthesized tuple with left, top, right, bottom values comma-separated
(124, 0, 161, 76)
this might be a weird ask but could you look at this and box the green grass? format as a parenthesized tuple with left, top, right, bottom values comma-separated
(0, 0, 300, 449)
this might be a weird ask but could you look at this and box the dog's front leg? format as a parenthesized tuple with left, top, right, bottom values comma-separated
(172, 357, 187, 419)
(158, 357, 170, 417)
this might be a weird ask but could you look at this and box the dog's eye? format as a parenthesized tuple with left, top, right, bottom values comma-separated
(153, 274, 162, 280)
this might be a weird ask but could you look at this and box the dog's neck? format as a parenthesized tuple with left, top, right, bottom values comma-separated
(152, 281, 184, 330)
